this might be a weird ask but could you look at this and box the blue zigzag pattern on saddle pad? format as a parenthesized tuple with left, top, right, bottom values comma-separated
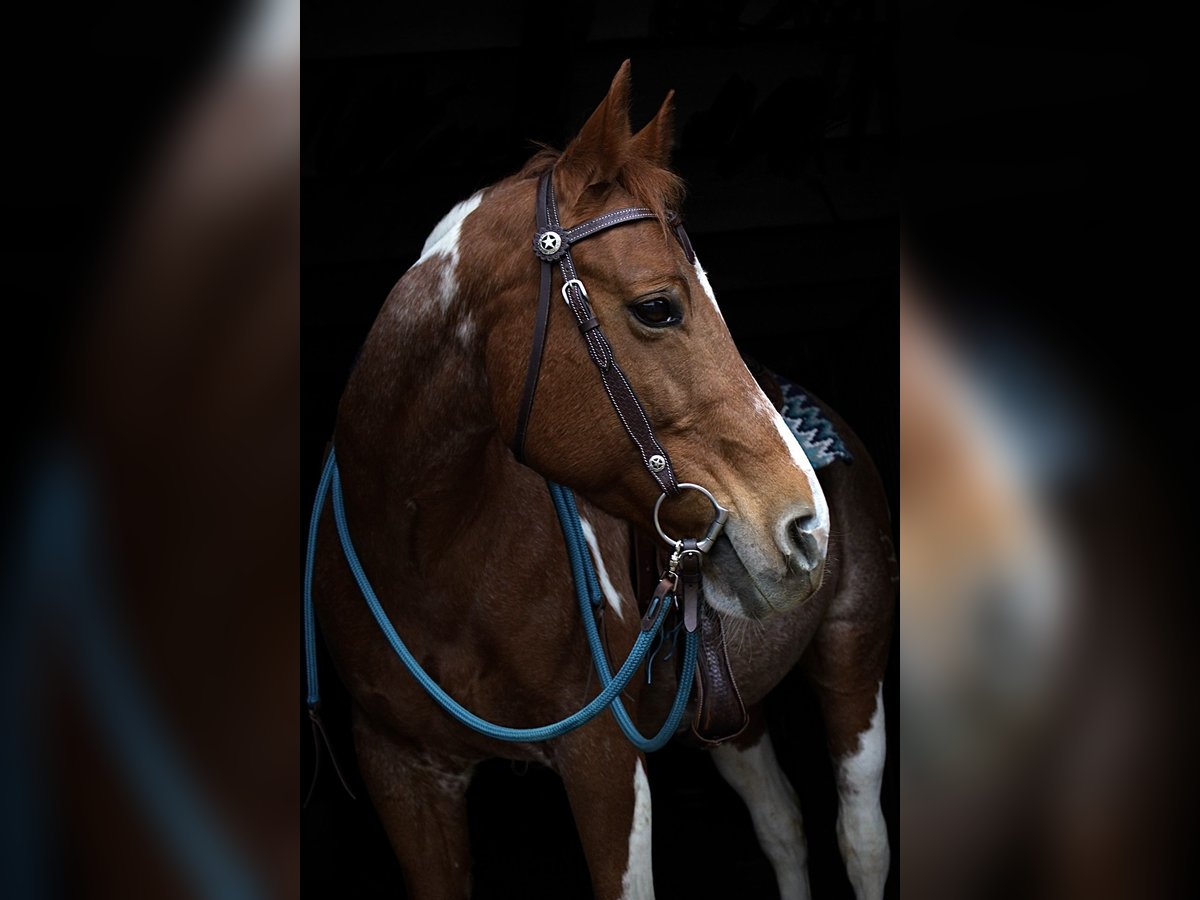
(775, 374, 853, 470)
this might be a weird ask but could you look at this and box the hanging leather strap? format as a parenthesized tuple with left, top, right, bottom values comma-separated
(677, 538, 704, 633)
(691, 604, 749, 744)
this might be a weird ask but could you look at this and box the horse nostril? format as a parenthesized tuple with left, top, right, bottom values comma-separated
(787, 514, 821, 571)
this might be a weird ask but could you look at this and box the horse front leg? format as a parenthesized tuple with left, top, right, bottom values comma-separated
(352, 709, 474, 900)
(710, 706, 812, 900)
(554, 720, 654, 900)
(805, 614, 892, 900)
(830, 679, 889, 900)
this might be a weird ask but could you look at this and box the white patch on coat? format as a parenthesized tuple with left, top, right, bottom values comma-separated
(418, 191, 483, 263)
(431, 766, 474, 798)
(712, 732, 812, 900)
(692, 257, 726, 325)
(413, 191, 484, 310)
(835, 683, 890, 900)
(621, 759, 654, 899)
(579, 517, 625, 621)
(455, 312, 475, 346)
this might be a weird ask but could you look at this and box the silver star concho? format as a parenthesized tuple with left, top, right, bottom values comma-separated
(538, 231, 562, 255)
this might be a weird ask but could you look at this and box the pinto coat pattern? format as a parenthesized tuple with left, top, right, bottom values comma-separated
(312, 62, 893, 899)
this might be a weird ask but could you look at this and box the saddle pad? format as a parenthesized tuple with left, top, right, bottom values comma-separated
(774, 372, 854, 470)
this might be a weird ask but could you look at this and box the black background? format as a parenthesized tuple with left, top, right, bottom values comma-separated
(303, 2, 898, 898)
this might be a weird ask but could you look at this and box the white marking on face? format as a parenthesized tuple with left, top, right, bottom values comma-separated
(579, 517, 626, 621)
(711, 732, 811, 900)
(413, 191, 484, 310)
(692, 257, 726, 325)
(621, 759, 655, 900)
(746, 381, 830, 562)
(768, 399, 830, 549)
(696, 253, 828, 566)
(835, 683, 890, 900)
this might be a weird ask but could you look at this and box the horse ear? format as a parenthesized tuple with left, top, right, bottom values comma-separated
(630, 89, 675, 167)
(557, 60, 633, 200)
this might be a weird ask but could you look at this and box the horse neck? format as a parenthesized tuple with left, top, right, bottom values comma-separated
(333, 251, 544, 588)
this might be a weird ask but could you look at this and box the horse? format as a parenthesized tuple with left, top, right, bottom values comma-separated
(311, 61, 894, 899)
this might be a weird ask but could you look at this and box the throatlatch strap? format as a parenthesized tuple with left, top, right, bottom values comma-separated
(513, 273, 552, 462)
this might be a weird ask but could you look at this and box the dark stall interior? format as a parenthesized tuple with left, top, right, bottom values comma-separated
(302, 2, 897, 897)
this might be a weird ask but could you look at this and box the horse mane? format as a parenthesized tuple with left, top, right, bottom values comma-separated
(518, 145, 685, 225)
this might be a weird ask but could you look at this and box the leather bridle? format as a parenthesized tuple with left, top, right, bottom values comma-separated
(514, 171, 683, 489)
(513, 170, 730, 631)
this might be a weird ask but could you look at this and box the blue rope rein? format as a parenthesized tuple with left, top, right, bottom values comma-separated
(303, 449, 696, 748)
(547, 483, 698, 751)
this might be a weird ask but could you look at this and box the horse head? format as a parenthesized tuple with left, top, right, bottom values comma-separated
(417, 62, 829, 617)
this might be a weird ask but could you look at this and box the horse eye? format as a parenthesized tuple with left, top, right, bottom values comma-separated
(631, 297, 680, 327)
